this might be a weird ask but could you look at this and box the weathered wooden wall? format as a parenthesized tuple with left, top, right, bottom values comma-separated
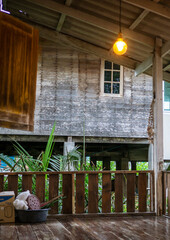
(0, 45, 152, 138)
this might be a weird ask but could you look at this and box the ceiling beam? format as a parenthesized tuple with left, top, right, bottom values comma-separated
(135, 39, 170, 76)
(129, 0, 160, 30)
(123, 0, 170, 20)
(163, 64, 170, 71)
(36, 24, 137, 69)
(56, 0, 72, 32)
(161, 40, 170, 58)
(163, 71, 170, 82)
(135, 55, 153, 76)
(25, 0, 154, 47)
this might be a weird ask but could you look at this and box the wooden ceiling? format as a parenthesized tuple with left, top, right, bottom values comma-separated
(3, 0, 170, 81)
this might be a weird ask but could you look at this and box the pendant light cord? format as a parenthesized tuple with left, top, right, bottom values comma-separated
(119, 0, 122, 33)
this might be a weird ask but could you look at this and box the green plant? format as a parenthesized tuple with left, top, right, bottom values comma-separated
(166, 164, 170, 171)
(0, 123, 59, 172)
(53, 146, 81, 171)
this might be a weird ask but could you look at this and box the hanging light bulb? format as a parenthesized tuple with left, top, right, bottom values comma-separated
(113, 0, 127, 55)
(113, 32, 127, 55)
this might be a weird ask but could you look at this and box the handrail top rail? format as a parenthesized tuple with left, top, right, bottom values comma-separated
(0, 170, 154, 175)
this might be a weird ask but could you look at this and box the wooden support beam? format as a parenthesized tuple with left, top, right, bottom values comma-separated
(163, 72, 170, 83)
(123, 0, 170, 20)
(129, 0, 160, 30)
(135, 55, 153, 76)
(163, 64, 170, 71)
(161, 40, 170, 58)
(56, 0, 72, 32)
(152, 37, 164, 215)
(129, 10, 149, 30)
(135, 39, 170, 77)
(26, 0, 154, 47)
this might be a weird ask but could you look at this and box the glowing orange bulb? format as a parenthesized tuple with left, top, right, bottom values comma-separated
(113, 33, 127, 55)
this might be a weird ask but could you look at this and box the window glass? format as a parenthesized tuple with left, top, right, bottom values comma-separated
(113, 83, 120, 94)
(104, 83, 111, 93)
(105, 61, 112, 69)
(113, 64, 120, 70)
(113, 72, 120, 82)
(104, 71, 111, 81)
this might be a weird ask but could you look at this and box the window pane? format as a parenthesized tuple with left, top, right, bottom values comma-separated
(113, 64, 120, 70)
(105, 71, 111, 81)
(113, 72, 120, 82)
(104, 83, 111, 93)
(105, 61, 112, 69)
(113, 83, 120, 94)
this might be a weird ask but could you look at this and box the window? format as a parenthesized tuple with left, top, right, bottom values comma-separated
(164, 81, 170, 111)
(100, 60, 123, 97)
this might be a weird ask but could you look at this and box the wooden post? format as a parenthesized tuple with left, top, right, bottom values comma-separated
(103, 158, 110, 170)
(152, 37, 164, 216)
(131, 161, 136, 170)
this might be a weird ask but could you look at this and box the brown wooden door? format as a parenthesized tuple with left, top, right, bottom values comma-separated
(0, 12, 39, 131)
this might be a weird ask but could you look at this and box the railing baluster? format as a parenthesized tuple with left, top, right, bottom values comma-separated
(162, 172, 166, 215)
(88, 173, 98, 213)
(62, 174, 73, 214)
(102, 173, 111, 213)
(36, 174, 45, 202)
(8, 175, 18, 196)
(0, 175, 4, 192)
(127, 173, 136, 212)
(150, 172, 152, 212)
(152, 172, 155, 212)
(76, 173, 85, 214)
(49, 174, 59, 214)
(139, 173, 147, 212)
(22, 174, 32, 193)
(115, 173, 123, 212)
(168, 173, 170, 216)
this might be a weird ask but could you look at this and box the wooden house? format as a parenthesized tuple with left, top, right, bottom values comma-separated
(0, 0, 170, 216)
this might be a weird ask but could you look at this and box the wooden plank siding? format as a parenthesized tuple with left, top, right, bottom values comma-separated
(88, 173, 98, 213)
(76, 173, 85, 213)
(22, 174, 33, 193)
(115, 173, 123, 212)
(127, 173, 136, 212)
(62, 174, 73, 214)
(102, 173, 111, 213)
(49, 174, 59, 214)
(0, 47, 152, 138)
(138, 173, 147, 212)
(8, 174, 18, 196)
(36, 174, 45, 202)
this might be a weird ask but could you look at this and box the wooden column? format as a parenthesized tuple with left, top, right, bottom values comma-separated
(131, 161, 136, 170)
(103, 158, 110, 170)
(152, 37, 164, 215)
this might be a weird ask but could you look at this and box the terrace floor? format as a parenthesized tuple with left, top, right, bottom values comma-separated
(0, 216, 169, 240)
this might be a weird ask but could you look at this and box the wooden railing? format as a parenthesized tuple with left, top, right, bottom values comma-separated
(0, 171, 155, 215)
(162, 171, 170, 216)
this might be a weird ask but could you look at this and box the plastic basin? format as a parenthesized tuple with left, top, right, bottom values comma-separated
(16, 208, 50, 223)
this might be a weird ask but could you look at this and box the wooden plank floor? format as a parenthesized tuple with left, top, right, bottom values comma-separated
(0, 216, 169, 240)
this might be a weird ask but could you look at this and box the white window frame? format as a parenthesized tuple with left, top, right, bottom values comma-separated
(163, 81, 170, 112)
(100, 59, 123, 97)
